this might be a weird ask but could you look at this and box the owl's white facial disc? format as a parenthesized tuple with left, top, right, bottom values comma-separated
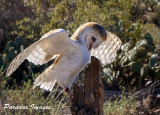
(71, 22, 107, 51)
(85, 32, 104, 51)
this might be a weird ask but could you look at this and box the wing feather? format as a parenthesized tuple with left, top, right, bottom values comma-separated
(6, 42, 39, 77)
(91, 31, 122, 65)
(6, 29, 76, 77)
(33, 51, 81, 91)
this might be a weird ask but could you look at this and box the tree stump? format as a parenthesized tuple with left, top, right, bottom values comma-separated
(71, 56, 104, 115)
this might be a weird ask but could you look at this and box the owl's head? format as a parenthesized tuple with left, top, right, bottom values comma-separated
(71, 22, 107, 51)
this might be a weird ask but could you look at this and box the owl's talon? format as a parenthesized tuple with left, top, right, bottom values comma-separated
(64, 88, 73, 99)
(65, 88, 70, 93)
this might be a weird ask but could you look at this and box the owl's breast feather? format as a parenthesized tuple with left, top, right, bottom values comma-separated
(80, 45, 91, 68)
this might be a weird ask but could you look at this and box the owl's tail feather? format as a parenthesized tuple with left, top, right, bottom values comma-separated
(33, 64, 56, 91)
(39, 80, 56, 91)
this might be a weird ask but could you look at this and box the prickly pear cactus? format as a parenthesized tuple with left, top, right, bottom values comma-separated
(15, 37, 24, 47)
(144, 33, 153, 45)
(140, 66, 148, 78)
(130, 62, 142, 73)
(0, 54, 3, 68)
(149, 54, 158, 67)
(8, 47, 17, 61)
(0, 37, 41, 87)
(7, 41, 17, 49)
(103, 31, 160, 90)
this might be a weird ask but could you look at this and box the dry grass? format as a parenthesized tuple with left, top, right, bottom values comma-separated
(104, 93, 137, 115)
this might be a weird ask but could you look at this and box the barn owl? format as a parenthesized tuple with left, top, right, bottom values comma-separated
(6, 22, 122, 92)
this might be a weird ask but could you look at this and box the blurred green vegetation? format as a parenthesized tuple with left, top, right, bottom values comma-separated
(0, 0, 160, 114)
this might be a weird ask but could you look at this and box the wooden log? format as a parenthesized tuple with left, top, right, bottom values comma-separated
(84, 56, 104, 115)
(71, 56, 104, 115)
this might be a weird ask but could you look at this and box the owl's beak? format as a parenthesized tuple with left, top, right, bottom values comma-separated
(88, 42, 93, 51)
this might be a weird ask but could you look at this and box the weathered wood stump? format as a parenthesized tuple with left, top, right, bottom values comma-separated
(71, 56, 104, 115)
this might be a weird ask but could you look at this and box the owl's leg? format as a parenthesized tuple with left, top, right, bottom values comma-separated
(65, 88, 70, 93)
(64, 88, 73, 99)
(65, 88, 72, 96)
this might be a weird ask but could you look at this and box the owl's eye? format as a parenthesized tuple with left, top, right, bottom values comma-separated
(92, 37, 96, 42)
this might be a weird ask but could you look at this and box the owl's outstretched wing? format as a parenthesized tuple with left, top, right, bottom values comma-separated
(91, 31, 122, 65)
(6, 29, 76, 77)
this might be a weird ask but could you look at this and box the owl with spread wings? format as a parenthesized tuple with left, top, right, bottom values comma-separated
(6, 22, 122, 93)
